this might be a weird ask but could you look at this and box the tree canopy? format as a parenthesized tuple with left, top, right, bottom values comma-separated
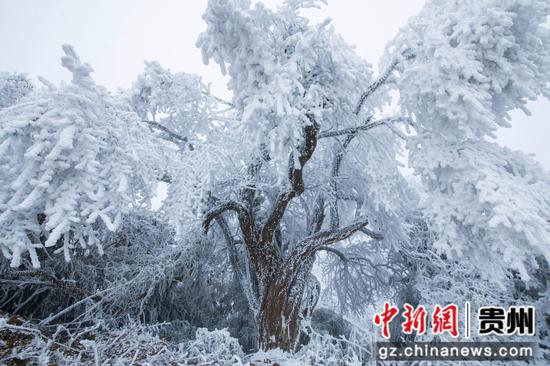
(0, 0, 549, 361)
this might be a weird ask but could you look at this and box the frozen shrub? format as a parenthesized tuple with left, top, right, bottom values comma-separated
(184, 327, 245, 365)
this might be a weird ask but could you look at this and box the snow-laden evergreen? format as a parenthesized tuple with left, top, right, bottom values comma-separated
(0, 45, 160, 268)
(387, 0, 550, 279)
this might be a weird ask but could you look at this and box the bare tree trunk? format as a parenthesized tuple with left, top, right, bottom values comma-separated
(258, 277, 302, 351)
(257, 260, 311, 351)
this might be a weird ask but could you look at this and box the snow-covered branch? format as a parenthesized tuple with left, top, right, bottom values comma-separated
(261, 120, 320, 247)
(327, 115, 370, 230)
(353, 49, 415, 116)
(318, 117, 410, 139)
(214, 215, 259, 314)
(360, 228, 384, 240)
(298, 218, 370, 256)
(201, 91, 234, 108)
(143, 119, 190, 147)
(202, 201, 248, 235)
(308, 196, 325, 235)
(241, 147, 270, 213)
(319, 246, 349, 263)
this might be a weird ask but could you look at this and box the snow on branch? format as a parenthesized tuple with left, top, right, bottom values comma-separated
(143, 119, 193, 150)
(0, 45, 161, 268)
(318, 116, 410, 139)
(353, 49, 414, 116)
(318, 246, 348, 263)
(260, 119, 320, 247)
(360, 228, 384, 240)
(297, 218, 370, 256)
(60, 44, 95, 88)
(202, 200, 247, 234)
(202, 199, 259, 260)
(214, 215, 260, 314)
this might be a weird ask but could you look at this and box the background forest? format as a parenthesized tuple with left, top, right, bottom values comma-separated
(0, 0, 549, 364)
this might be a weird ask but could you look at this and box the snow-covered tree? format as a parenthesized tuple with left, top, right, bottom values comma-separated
(1, 0, 549, 358)
(194, 0, 550, 350)
(194, 0, 416, 350)
(0, 45, 160, 268)
(387, 0, 550, 280)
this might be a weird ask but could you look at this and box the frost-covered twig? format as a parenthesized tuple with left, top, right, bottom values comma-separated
(353, 49, 415, 116)
(201, 90, 234, 108)
(359, 228, 384, 240)
(143, 119, 190, 147)
(1, 322, 81, 353)
(214, 216, 260, 314)
(318, 116, 410, 139)
(297, 218, 370, 256)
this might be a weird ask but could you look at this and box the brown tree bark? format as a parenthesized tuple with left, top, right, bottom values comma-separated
(258, 273, 303, 351)
(257, 254, 317, 351)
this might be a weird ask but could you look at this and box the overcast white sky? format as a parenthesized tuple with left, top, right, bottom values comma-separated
(1, 0, 548, 167)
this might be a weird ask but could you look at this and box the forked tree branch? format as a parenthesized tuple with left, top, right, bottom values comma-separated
(297, 218, 370, 257)
(202, 200, 257, 251)
(203, 201, 244, 233)
(261, 119, 320, 247)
